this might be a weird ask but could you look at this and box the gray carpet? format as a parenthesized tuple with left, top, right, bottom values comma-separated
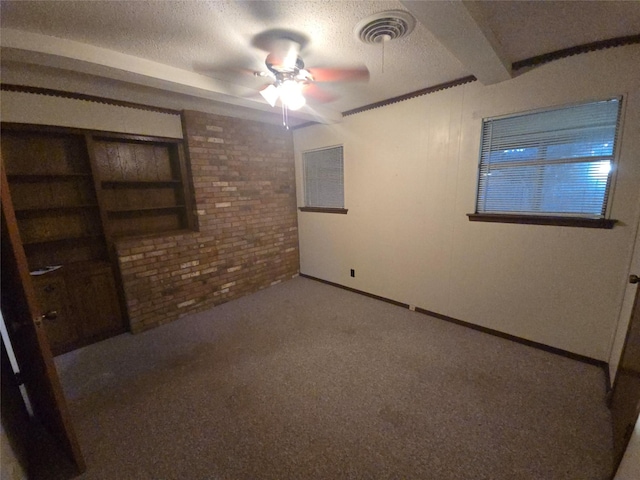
(55, 276, 612, 479)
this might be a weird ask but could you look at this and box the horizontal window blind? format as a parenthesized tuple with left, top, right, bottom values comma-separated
(477, 98, 621, 217)
(304, 146, 344, 208)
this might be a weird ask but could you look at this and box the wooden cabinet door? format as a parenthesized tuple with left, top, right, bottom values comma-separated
(67, 265, 124, 339)
(32, 275, 79, 354)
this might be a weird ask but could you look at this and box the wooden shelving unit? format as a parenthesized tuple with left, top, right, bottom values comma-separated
(1, 124, 194, 355)
(1, 127, 125, 355)
(91, 136, 191, 237)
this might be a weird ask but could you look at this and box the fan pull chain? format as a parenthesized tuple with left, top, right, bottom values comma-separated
(380, 34, 390, 74)
(282, 104, 290, 130)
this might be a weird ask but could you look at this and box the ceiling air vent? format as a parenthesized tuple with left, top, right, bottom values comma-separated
(355, 10, 416, 44)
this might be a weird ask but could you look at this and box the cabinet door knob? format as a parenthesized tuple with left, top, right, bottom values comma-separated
(42, 310, 58, 320)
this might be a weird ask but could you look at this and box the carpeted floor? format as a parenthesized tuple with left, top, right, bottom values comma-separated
(55, 276, 613, 479)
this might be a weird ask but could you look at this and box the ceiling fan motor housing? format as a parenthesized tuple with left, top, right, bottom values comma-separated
(266, 53, 305, 75)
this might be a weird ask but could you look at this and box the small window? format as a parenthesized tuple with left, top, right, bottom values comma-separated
(301, 146, 347, 213)
(471, 98, 621, 227)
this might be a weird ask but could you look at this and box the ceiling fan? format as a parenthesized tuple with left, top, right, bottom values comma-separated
(252, 38, 369, 127)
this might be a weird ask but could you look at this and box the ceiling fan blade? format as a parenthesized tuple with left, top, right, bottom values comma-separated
(192, 61, 269, 86)
(308, 66, 370, 83)
(195, 65, 256, 77)
(303, 84, 338, 104)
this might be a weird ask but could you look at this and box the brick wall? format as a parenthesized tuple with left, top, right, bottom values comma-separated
(115, 110, 300, 333)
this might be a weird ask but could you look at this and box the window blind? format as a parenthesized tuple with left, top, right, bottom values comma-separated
(476, 98, 621, 217)
(304, 146, 344, 208)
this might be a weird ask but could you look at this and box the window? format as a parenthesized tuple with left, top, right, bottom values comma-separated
(469, 98, 622, 228)
(300, 146, 347, 214)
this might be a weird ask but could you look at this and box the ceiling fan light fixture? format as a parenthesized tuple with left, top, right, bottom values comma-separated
(279, 80, 306, 111)
(260, 84, 279, 107)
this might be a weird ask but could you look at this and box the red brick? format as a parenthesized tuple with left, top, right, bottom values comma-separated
(117, 110, 300, 333)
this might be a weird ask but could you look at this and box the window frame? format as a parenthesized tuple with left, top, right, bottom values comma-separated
(299, 145, 348, 215)
(468, 97, 623, 229)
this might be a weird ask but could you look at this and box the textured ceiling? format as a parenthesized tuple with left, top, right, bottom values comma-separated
(479, 0, 640, 61)
(1, 1, 639, 123)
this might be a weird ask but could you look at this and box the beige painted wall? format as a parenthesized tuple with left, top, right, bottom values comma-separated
(1, 90, 183, 138)
(294, 45, 640, 361)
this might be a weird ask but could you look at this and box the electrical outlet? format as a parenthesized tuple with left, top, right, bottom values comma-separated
(350, 269, 355, 277)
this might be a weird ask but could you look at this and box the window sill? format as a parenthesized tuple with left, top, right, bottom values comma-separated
(467, 213, 617, 229)
(299, 207, 348, 214)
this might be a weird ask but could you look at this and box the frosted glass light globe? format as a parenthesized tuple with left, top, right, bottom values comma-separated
(279, 80, 306, 111)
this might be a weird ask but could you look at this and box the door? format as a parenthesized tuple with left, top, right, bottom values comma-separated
(0, 161, 85, 472)
(610, 276, 640, 476)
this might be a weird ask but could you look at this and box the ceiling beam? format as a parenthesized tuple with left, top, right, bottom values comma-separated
(0, 28, 343, 124)
(400, 0, 512, 85)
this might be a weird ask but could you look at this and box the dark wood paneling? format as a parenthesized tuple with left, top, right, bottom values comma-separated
(2, 132, 90, 175)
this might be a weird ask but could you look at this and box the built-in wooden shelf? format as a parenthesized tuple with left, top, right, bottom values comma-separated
(8, 173, 93, 182)
(106, 205, 185, 215)
(101, 179, 181, 188)
(92, 136, 193, 237)
(15, 204, 99, 214)
(22, 233, 104, 246)
(3, 124, 126, 356)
